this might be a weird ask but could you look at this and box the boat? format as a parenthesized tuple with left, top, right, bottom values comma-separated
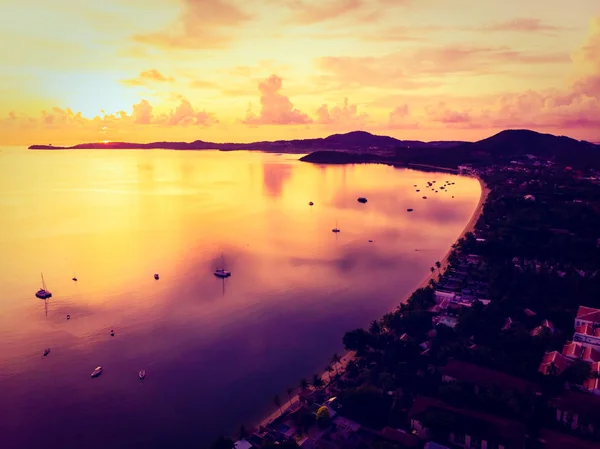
(368, 240, 373, 243)
(332, 220, 340, 233)
(308, 201, 314, 206)
(66, 314, 70, 320)
(91, 366, 103, 378)
(407, 208, 414, 212)
(139, 370, 146, 380)
(35, 273, 52, 299)
(357, 197, 367, 203)
(214, 253, 231, 278)
(72, 272, 77, 281)
(110, 329, 115, 337)
(154, 273, 159, 280)
(422, 196, 427, 199)
(43, 348, 51, 356)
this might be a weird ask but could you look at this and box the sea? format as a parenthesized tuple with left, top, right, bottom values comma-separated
(0, 147, 481, 449)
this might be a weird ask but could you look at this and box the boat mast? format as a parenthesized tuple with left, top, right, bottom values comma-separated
(41, 272, 46, 290)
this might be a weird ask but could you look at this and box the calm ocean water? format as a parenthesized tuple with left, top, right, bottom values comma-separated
(0, 148, 480, 449)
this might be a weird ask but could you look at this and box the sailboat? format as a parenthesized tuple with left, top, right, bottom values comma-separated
(214, 253, 231, 278)
(72, 271, 77, 282)
(332, 220, 340, 233)
(35, 273, 52, 299)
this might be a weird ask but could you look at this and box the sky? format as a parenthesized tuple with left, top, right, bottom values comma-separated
(1, 0, 599, 145)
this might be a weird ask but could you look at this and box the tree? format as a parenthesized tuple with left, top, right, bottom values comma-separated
(343, 328, 371, 352)
(312, 374, 324, 389)
(325, 365, 334, 382)
(435, 261, 442, 270)
(274, 394, 282, 415)
(299, 378, 309, 391)
(316, 405, 331, 428)
(331, 353, 342, 375)
(210, 436, 235, 449)
(430, 266, 435, 273)
(369, 320, 381, 335)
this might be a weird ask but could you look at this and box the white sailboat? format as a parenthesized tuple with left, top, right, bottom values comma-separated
(332, 220, 340, 233)
(214, 253, 231, 278)
(35, 273, 52, 299)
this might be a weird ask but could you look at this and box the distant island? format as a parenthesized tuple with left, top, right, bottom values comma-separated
(29, 129, 600, 170)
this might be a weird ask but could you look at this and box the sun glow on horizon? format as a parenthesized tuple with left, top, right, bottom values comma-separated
(1, 1, 599, 145)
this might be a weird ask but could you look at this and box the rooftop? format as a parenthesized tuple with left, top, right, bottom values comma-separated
(576, 306, 600, 322)
(440, 359, 539, 394)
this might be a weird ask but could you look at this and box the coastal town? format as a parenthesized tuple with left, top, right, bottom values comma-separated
(212, 153, 600, 449)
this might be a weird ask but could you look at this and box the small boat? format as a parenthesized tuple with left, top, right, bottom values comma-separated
(214, 253, 231, 278)
(407, 208, 413, 212)
(422, 196, 427, 199)
(416, 190, 420, 192)
(43, 348, 51, 356)
(35, 273, 52, 299)
(110, 329, 115, 337)
(72, 277, 77, 282)
(308, 201, 314, 206)
(91, 366, 103, 378)
(154, 273, 159, 280)
(357, 197, 367, 203)
(66, 314, 70, 320)
(139, 370, 146, 380)
(368, 240, 373, 243)
(452, 196, 455, 198)
(332, 219, 340, 233)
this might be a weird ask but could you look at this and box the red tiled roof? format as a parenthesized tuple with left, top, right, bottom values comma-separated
(562, 341, 584, 359)
(539, 351, 573, 375)
(576, 306, 600, 323)
(540, 429, 600, 449)
(582, 346, 600, 363)
(440, 360, 540, 394)
(380, 427, 419, 448)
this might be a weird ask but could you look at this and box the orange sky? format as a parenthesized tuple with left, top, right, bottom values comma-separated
(1, 0, 599, 145)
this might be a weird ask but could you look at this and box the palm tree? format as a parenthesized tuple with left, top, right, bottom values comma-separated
(330, 353, 342, 375)
(274, 394, 282, 415)
(299, 378, 309, 391)
(369, 320, 381, 335)
(312, 373, 324, 389)
(435, 260, 442, 270)
(430, 266, 435, 273)
(238, 425, 248, 440)
(325, 364, 334, 382)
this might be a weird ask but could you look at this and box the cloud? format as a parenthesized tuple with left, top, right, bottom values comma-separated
(477, 18, 565, 33)
(282, 0, 365, 25)
(243, 75, 312, 125)
(122, 69, 175, 87)
(426, 102, 471, 124)
(133, 0, 251, 49)
(315, 97, 368, 128)
(315, 45, 568, 88)
(388, 105, 419, 129)
(4, 98, 218, 131)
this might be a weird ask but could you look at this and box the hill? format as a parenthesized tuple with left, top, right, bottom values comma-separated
(30, 129, 599, 169)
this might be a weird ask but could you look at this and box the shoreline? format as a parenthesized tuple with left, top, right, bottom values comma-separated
(253, 173, 490, 432)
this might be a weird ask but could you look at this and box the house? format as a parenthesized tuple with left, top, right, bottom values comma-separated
(434, 290, 457, 304)
(582, 362, 600, 394)
(440, 360, 539, 395)
(575, 306, 600, 328)
(562, 341, 600, 363)
(234, 440, 253, 449)
(573, 323, 600, 349)
(549, 391, 600, 437)
(380, 427, 420, 448)
(538, 351, 573, 376)
(538, 429, 600, 449)
(409, 396, 526, 449)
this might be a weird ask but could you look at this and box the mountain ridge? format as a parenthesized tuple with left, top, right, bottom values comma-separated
(29, 129, 599, 169)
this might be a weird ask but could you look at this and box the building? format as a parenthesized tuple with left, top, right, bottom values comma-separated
(538, 351, 573, 375)
(573, 323, 600, 349)
(575, 306, 600, 328)
(440, 360, 539, 395)
(549, 391, 600, 438)
(409, 396, 526, 449)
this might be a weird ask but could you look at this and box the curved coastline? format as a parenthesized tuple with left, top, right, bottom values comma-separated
(253, 172, 490, 431)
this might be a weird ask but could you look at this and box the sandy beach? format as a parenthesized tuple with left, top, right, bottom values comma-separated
(255, 175, 490, 431)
